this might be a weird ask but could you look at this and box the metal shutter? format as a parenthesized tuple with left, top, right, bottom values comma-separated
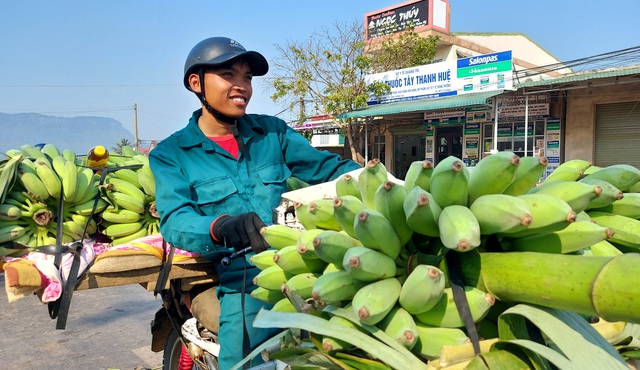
(595, 101, 640, 168)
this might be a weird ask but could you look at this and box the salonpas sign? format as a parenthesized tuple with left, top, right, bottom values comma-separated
(365, 51, 513, 105)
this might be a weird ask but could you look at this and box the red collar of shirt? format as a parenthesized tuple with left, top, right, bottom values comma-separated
(208, 134, 239, 159)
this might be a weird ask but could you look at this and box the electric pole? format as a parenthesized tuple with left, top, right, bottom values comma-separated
(133, 103, 139, 148)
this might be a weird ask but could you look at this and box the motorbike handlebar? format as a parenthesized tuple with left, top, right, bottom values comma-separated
(220, 246, 253, 266)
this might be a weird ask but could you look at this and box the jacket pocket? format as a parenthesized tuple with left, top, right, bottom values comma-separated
(256, 161, 291, 185)
(193, 176, 238, 214)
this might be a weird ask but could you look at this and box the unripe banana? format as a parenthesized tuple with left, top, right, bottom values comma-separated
(353, 209, 402, 259)
(252, 264, 295, 291)
(20, 144, 45, 159)
(342, 246, 397, 282)
(438, 205, 481, 252)
(322, 315, 360, 351)
(249, 249, 277, 270)
(503, 220, 615, 254)
(102, 221, 145, 238)
(403, 187, 442, 237)
(556, 158, 592, 172)
(414, 286, 495, 328)
(33, 158, 61, 199)
(274, 245, 327, 274)
(101, 207, 144, 223)
(113, 168, 142, 188)
(374, 181, 413, 245)
(282, 272, 321, 300)
(67, 197, 108, 216)
(351, 277, 402, 325)
(0, 204, 22, 221)
(323, 262, 342, 274)
(110, 191, 145, 214)
(502, 155, 548, 196)
(311, 270, 366, 306)
(106, 176, 146, 202)
(412, 324, 469, 361)
(505, 193, 576, 238)
(399, 264, 446, 315)
(39, 143, 61, 159)
(429, 156, 469, 208)
(60, 148, 76, 163)
(530, 180, 602, 213)
(270, 297, 296, 313)
(295, 228, 325, 259)
(579, 163, 640, 192)
(260, 224, 302, 250)
(293, 202, 316, 230)
(335, 173, 361, 200)
(250, 286, 285, 304)
(589, 240, 623, 257)
(332, 195, 365, 238)
(628, 181, 640, 193)
(377, 305, 418, 350)
(306, 199, 342, 231)
(357, 158, 389, 208)
(312, 230, 363, 265)
(0, 224, 27, 243)
(580, 178, 624, 210)
(70, 167, 97, 204)
(590, 192, 640, 219)
(469, 194, 532, 236)
(403, 160, 434, 192)
(543, 166, 584, 183)
(468, 151, 520, 204)
(587, 211, 640, 250)
(71, 213, 97, 235)
(61, 158, 78, 202)
(51, 155, 67, 180)
(137, 170, 156, 198)
(18, 169, 50, 201)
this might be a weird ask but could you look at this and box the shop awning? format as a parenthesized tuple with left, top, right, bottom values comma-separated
(338, 90, 504, 119)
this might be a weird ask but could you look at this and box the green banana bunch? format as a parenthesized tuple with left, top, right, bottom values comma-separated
(403, 160, 434, 192)
(295, 228, 325, 259)
(357, 158, 388, 208)
(351, 277, 402, 325)
(282, 272, 321, 300)
(580, 178, 624, 210)
(374, 180, 412, 245)
(399, 264, 446, 315)
(253, 264, 295, 291)
(429, 156, 469, 207)
(414, 286, 495, 328)
(403, 187, 442, 237)
(311, 270, 367, 306)
(249, 249, 277, 270)
(18, 160, 50, 201)
(412, 324, 469, 361)
(335, 173, 361, 200)
(470, 194, 532, 236)
(501, 155, 548, 196)
(467, 151, 520, 204)
(250, 286, 285, 304)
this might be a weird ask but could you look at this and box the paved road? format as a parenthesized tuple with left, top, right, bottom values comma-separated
(0, 274, 164, 370)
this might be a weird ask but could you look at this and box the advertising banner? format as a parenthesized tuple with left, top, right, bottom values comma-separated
(366, 51, 513, 105)
(366, 0, 429, 40)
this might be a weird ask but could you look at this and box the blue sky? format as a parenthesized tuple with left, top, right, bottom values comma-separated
(1, 0, 639, 144)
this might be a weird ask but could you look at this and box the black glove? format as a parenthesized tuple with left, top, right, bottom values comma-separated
(212, 212, 269, 254)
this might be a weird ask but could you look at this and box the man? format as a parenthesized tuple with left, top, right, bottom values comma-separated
(149, 36, 360, 369)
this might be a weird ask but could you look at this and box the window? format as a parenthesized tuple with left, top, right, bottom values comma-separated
(483, 120, 545, 156)
(370, 135, 386, 163)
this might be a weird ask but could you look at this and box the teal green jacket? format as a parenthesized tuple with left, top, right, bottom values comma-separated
(149, 109, 360, 292)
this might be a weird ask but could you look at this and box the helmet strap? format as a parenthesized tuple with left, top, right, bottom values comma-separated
(198, 70, 245, 152)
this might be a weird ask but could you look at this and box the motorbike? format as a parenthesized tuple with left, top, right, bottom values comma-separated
(150, 246, 289, 370)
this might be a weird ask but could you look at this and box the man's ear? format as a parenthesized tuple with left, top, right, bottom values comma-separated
(188, 73, 202, 93)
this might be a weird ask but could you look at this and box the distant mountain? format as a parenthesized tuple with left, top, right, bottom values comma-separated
(0, 113, 134, 157)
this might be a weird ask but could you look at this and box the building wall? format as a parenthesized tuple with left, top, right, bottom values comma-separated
(564, 82, 640, 162)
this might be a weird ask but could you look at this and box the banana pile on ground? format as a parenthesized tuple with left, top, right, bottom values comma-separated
(0, 144, 159, 251)
(252, 155, 640, 369)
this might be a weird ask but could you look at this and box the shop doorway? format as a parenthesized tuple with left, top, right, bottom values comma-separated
(394, 134, 426, 179)
(436, 125, 463, 164)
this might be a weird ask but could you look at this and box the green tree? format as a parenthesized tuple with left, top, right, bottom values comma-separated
(113, 138, 133, 155)
(267, 20, 438, 164)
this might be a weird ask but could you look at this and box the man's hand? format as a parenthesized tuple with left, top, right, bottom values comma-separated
(212, 212, 269, 254)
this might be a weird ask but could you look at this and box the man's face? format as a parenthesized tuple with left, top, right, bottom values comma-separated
(196, 60, 254, 118)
